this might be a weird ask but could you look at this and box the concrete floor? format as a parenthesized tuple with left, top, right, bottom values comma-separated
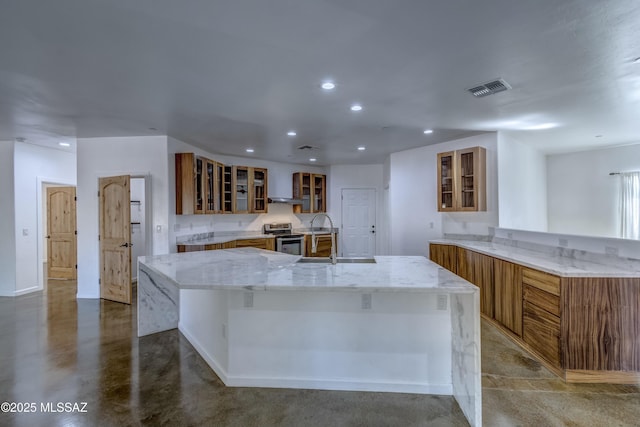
(0, 281, 639, 426)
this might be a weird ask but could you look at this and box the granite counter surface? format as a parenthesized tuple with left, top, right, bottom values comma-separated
(430, 239, 640, 278)
(139, 247, 476, 293)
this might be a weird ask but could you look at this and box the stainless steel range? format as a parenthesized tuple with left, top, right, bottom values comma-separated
(263, 223, 305, 256)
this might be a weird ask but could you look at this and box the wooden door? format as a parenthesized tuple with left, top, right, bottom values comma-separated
(99, 175, 132, 304)
(47, 186, 77, 280)
(341, 188, 376, 257)
(494, 258, 523, 336)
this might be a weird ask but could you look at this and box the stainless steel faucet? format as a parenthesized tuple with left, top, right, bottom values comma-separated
(310, 213, 337, 264)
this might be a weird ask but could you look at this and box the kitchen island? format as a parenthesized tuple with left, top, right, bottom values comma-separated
(138, 248, 481, 426)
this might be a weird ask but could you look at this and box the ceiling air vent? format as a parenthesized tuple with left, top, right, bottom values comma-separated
(297, 145, 316, 150)
(468, 78, 511, 98)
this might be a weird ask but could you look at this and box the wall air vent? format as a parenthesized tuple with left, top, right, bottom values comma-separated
(468, 78, 512, 97)
(297, 145, 317, 150)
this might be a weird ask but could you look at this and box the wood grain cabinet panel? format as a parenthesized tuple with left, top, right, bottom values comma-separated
(494, 258, 522, 337)
(523, 285, 560, 317)
(563, 277, 640, 372)
(456, 248, 494, 317)
(523, 268, 560, 296)
(429, 244, 457, 273)
(235, 238, 274, 250)
(305, 234, 337, 257)
(523, 301, 562, 367)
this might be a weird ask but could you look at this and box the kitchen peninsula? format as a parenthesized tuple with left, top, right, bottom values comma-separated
(137, 248, 481, 427)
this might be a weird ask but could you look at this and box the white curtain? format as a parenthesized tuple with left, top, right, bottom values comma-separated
(620, 172, 640, 240)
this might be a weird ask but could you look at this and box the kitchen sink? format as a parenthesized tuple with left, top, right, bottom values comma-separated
(296, 257, 376, 264)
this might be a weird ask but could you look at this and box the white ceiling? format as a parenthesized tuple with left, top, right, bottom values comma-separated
(1, 0, 640, 165)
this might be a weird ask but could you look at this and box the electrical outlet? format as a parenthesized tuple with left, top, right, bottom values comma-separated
(243, 292, 253, 308)
(507, 232, 513, 239)
(361, 293, 372, 310)
(437, 295, 447, 310)
(22, 228, 29, 236)
(559, 238, 568, 247)
(173, 223, 181, 232)
(222, 323, 227, 339)
(429, 221, 434, 229)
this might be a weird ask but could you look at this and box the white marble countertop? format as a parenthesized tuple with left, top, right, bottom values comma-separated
(139, 248, 477, 293)
(177, 233, 275, 246)
(430, 239, 640, 278)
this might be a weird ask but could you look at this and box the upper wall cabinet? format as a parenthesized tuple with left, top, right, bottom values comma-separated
(175, 153, 268, 215)
(293, 172, 326, 213)
(437, 146, 486, 212)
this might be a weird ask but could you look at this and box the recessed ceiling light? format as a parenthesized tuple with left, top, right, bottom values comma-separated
(423, 129, 434, 134)
(59, 142, 71, 147)
(246, 148, 254, 153)
(350, 104, 363, 112)
(321, 81, 335, 90)
(357, 146, 366, 151)
(287, 131, 297, 136)
(309, 158, 317, 162)
(525, 123, 557, 130)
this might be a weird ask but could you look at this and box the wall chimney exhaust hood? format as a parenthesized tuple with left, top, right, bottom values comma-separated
(268, 197, 303, 205)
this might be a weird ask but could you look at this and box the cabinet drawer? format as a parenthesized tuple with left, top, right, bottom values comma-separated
(235, 238, 271, 249)
(523, 285, 560, 317)
(523, 301, 561, 367)
(522, 268, 560, 296)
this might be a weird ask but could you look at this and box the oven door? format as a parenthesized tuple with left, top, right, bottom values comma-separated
(276, 236, 305, 256)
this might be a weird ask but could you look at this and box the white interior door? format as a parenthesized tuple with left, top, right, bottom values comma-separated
(341, 188, 376, 257)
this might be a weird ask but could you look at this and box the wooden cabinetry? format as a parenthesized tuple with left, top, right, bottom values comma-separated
(522, 268, 561, 368)
(293, 172, 327, 213)
(429, 241, 640, 383)
(437, 147, 486, 212)
(304, 234, 336, 257)
(494, 258, 523, 337)
(176, 153, 268, 215)
(177, 238, 275, 253)
(251, 168, 268, 213)
(456, 247, 494, 317)
(429, 244, 457, 273)
(235, 238, 274, 251)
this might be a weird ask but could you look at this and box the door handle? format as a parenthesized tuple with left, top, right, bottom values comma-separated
(119, 243, 131, 248)
(46, 235, 51, 239)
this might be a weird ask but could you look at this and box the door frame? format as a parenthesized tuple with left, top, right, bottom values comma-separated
(37, 176, 76, 291)
(95, 172, 152, 298)
(340, 187, 377, 257)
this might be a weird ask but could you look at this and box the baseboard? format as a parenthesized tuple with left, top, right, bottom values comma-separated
(15, 286, 41, 296)
(565, 370, 640, 384)
(179, 323, 230, 384)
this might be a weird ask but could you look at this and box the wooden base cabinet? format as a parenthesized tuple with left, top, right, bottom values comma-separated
(304, 234, 337, 257)
(494, 259, 523, 337)
(456, 247, 494, 317)
(178, 239, 276, 253)
(429, 242, 640, 383)
(429, 244, 457, 273)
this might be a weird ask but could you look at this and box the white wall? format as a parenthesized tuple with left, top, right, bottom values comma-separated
(546, 143, 640, 238)
(76, 136, 169, 299)
(0, 141, 16, 296)
(497, 132, 547, 232)
(167, 138, 327, 250)
(14, 142, 76, 294)
(389, 134, 499, 256)
(327, 164, 386, 255)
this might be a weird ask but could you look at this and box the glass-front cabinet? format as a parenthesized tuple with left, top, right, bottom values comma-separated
(233, 166, 249, 214)
(437, 146, 486, 212)
(437, 151, 455, 212)
(175, 153, 268, 215)
(293, 172, 327, 213)
(251, 168, 268, 213)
